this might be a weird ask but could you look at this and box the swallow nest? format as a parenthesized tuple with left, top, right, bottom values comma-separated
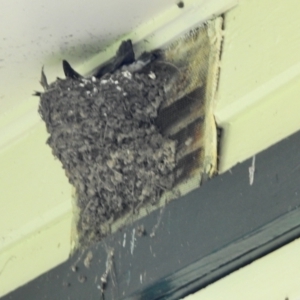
(38, 65, 176, 244)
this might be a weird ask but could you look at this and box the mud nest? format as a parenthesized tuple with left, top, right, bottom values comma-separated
(38, 42, 176, 244)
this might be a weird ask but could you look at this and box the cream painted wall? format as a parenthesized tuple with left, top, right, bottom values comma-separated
(215, 0, 300, 172)
(0, 124, 71, 252)
(0, 123, 73, 297)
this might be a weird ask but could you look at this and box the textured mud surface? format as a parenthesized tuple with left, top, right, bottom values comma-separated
(38, 57, 176, 245)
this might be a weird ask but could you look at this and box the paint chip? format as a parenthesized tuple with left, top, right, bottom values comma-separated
(249, 156, 256, 185)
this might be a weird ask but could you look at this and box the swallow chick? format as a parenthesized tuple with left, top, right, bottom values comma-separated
(40, 66, 49, 90)
(33, 66, 49, 96)
(93, 39, 135, 78)
(62, 60, 83, 79)
(125, 49, 163, 73)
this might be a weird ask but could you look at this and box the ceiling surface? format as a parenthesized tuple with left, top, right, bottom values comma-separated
(0, 0, 179, 115)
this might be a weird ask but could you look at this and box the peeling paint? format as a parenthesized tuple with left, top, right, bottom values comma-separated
(249, 156, 256, 186)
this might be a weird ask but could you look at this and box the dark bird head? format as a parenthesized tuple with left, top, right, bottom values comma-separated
(62, 60, 83, 79)
(138, 49, 163, 63)
(93, 39, 135, 78)
(115, 40, 135, 66)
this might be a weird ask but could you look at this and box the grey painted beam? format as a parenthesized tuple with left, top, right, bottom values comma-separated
(3, 130, 300, 300)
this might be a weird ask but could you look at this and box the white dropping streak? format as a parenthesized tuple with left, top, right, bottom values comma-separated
(148, 71, 156, 79)
(249, 156, 256, 186)
(123, 233, 126, 247)
(122, 70, 132, 79)
(130, 229, 136, 255)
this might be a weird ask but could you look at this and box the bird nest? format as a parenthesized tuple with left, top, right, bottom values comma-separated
(37, 41, 177, 246)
